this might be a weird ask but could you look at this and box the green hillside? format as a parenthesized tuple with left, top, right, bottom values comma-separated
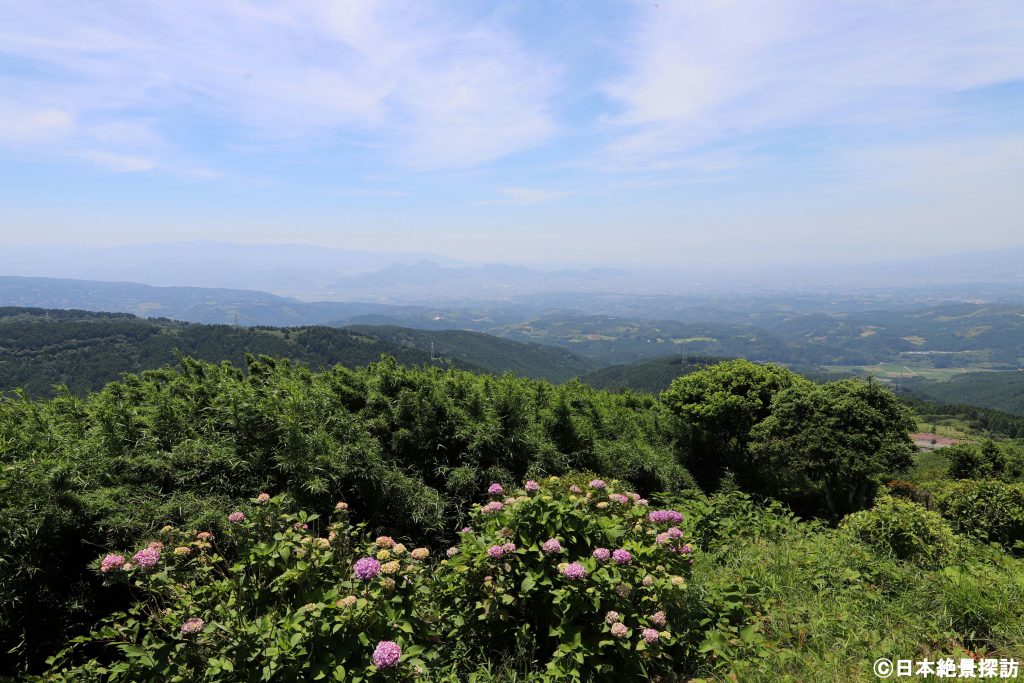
(580, 354, 727, 393)
(907, 371, 1024, 416)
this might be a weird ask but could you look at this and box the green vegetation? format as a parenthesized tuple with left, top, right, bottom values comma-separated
(580, 355, 725, 393)
(2, 352, 1024, 680)
(906, 371, 1024, 417)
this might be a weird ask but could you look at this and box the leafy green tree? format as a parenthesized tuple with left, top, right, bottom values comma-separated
(660, 359, 807, 490)
(749, 379, 916, 518)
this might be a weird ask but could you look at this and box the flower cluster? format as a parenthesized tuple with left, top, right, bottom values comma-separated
(180, 617, 205, 635)
(228, 511, 245, 524)
(133, 547, 160, 569)
(354, 557, 381, 580)
(648, 509, 684, 525)
(372, 640, 402, 669)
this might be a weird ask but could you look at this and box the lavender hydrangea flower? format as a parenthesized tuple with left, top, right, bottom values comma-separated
(487, 482, 504, 496)
(589, 479, 606, 490)
(525, 480, 539, 492)
(612, 549, 632, 565)
(609, 493, 629, 505)
(592, 547, 611, 561)
(487, 545, 505, 559)
(680, 544, 693, 555)
(561, 562, 587, 580)
(667, 527, 683, 539)
(542, 538, 562, 554)
(133, 547, 160, 569)
(648, 510, 683, 525)
(373, 640, 402, 669)
(354, 557, 381, 580)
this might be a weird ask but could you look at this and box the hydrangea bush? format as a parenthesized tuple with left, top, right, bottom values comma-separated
(46, 480, 697, 681)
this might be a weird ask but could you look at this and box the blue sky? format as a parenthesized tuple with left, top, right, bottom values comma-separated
(1, 0, 1023, 266)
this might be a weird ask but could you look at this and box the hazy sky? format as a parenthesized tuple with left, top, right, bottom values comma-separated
(1, 1, 1023, 266)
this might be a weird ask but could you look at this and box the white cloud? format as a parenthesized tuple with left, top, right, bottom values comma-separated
(0, 101, 74, 144)
(75, 150, 156, 173)
(481, 187, 571, 205)
(0, 1, 559, 171)
(602, 0, 1024, 167)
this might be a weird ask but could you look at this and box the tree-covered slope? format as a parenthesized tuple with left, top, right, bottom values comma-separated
(906, 371, 1024, 416)
(580, 354, 728, 393)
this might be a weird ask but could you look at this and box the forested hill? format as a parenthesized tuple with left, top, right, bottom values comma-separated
(580, 354, 728, 393)
(0, 308, 590, 396)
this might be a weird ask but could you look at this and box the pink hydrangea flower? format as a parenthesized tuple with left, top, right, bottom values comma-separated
(446, 546, 460, 557)
(589, 479, 606, 490)
(373, 640, 402, 669)
(461, 526, 473, 533)
(411, 547, 429, 560)
(650, 611, 667, 627)
(667, 527, 683, 539)
(256, 493, 270, 504)
(679, 544, 693, 555)
(592, 547, 611, 561)
(354, 557, 381, 580)
(228, 511, 245, 524)
(542, 538, 563, 554)
(375, 536, 395, 549)
(488, 483, 504, 496)
(481, 501, 504, 514)
(100, 554, 125, 573)
(642, 628, 660, 643)
(133, 547, 160, 569)
(604, 610, 621, 624)
(501, 542, 517, 554)
(486, 545, 505, 559)
(569, 484, 582, 494)
(180, 617, 205, 635)
(525, 480, 539, 493)
(561, 562, 587, 580)
(611, 622, 628, 638)
(196, 531, 214, 542)
(656, 532, 670, 545)
(612, 549, 632, 565)
(609, 493, 629, 505)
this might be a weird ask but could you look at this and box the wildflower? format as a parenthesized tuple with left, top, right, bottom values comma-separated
(376, 549, 393, 561)
(335, 501, 349, 511)
(648, 510, 683, 525)
(589, 479, 606, 490)
(380, 560, 401, 575)
(612, 549, 633, 565)
(542, 538, 563, 554)
(373, 640, 402, 669)
(650, 611, 667, 627)
(487, 545, 505, 559)
(100, 554, 125, 573)
(609, 493, 629, 505)
(525, 480, 540, 493)
(228, 511, 245, 524)
(604, 611, 621, 625)
(642, 628, 659, 644)
(501, 542, 517, 554)
(133, 547, 160, 569)
(354, 557, 381, 580)
(593, 547, 611, 561)
(180, 618, 205, 636)
(446, 546, 460, 558)
(196, 531, 214, 542)
(611, 622, 628, 638)
(569, 485, 582, 494)
(561, 562, 587, 580)
(375, 536, 395, 549)
(488, 483, 504, 496)
(642, 575, 654, 587)
(173, 546, 191, 556)
(411, 547, 429, 560)
(256, 492, 270, 504)
(337, 595, 357, 608)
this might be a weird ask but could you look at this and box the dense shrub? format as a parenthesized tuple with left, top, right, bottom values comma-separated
(839, 495, 961, 567)
(45, 479, 698, 682)
(940, 480, 1024, 553)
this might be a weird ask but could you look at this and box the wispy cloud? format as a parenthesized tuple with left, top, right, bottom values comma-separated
(477, 187, 572, 206)
(0, 1, 559, 172)
(601, 0, 1024, 169)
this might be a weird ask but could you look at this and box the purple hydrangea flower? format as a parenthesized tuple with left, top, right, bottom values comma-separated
(679, 544, 693, 555)
(488, 483, 504, 496)
(592, 547, 611, 561)
(487, 545, 505, 559)
(542, 538, 563, 554)
(100, 553, 125, 573)
(642, 628, 660, 644)
(373, 640, 402, 669)
(589, 479, 606, 490)
(561, 562, 587, 580)
(354, 557, 381, 580)
(667, 527, 683, 539)
(180, 617, 205, 635)
(656, 532, 670, 545)
(228, 511, 245, 524)
(648, 510, 684, 525)
(525, 480, 539, 492)
(612, 549, 632, 565)
(133, 547, 160, 569)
